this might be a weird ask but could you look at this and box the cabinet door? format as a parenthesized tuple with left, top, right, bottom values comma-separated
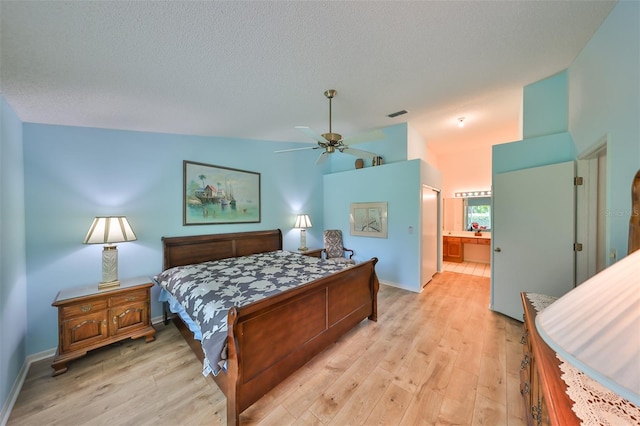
(447, 239, 462, 257)
(110, 301, 149, 337)
(62, 311, 109, 352)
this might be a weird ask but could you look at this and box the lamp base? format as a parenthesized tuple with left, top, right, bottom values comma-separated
(98, 280, 120, 290)
(298, 229, 308, 252)
(101, 245, 119, 288)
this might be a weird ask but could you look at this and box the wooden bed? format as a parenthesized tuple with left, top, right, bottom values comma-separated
(160, 229, 379, 425)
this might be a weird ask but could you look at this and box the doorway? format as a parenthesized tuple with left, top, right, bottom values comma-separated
(421, 185, 439, 286)
(576, 138, 608, 284)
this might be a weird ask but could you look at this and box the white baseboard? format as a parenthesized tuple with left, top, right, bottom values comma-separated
(0, 348, 56, 426)
(0, 317, 172, 425)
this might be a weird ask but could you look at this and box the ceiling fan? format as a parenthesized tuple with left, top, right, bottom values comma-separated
(276, 89, 386, 164)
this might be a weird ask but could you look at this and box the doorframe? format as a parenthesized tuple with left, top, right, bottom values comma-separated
(576, 135, 608, 284)
(421, 184, 441, 286)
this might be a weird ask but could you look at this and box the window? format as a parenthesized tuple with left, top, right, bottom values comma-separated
(465, 196, 491, 231)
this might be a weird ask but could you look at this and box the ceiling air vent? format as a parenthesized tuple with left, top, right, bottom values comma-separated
(387, 110, 408, 118)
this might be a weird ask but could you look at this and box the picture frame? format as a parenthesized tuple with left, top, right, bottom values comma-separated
(350, 202, 388, 238)
(183, 160, 261, 225)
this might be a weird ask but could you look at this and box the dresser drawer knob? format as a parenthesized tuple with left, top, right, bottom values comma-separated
(80, 304, 92, 312)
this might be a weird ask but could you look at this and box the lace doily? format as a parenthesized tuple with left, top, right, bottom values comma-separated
(525, 292, 558, 312)
(525, 292, 640, 424)
(557, 354, 640, 425)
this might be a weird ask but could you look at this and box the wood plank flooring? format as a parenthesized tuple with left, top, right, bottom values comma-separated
(7, 271, 527, 426)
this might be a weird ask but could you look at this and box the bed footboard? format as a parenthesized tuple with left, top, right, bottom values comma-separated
(225, 257, 379, 425)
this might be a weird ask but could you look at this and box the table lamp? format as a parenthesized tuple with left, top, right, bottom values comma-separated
(536, 249, 640, 406)
(83, 216, 137, 289)
(294, 214, 312, 251)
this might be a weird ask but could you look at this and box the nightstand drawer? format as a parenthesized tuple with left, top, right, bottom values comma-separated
(61, 299, 108, 319)
(110, 289, 148, 306)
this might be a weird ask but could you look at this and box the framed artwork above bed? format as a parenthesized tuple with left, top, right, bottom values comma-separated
(183, 160, 261, 225)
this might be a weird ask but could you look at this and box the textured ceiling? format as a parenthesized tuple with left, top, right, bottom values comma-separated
(0, 1, 616, 156)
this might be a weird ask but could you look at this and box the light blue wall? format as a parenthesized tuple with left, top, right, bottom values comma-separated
(324, 159, 441, 292)
(329, 123, 409, 173)
(523, 70, 569, 139)
(494, 70, 576, 175)
(492, 132, 577, 175)
(569, 0, 640, 261)
(0, 96, 27, 411)
(492, 0, 639, 294)
(22, 124, 327, 355)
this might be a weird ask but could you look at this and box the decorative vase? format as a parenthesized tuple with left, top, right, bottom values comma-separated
(475, 231, 482, 236)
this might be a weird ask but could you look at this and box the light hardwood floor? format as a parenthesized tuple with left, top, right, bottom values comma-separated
(7, 272, 526, 426)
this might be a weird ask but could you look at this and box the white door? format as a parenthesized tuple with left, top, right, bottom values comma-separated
(491, 161, 576, 320)
(421, 185, 439, 286)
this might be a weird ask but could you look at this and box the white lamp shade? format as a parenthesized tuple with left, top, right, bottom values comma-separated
(294, 214, 312, 228)
(83, 216, 137, 244)
(536, 249, 640, 406)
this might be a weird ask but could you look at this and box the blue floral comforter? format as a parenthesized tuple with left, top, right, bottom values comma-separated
(154, 250, 353, 376)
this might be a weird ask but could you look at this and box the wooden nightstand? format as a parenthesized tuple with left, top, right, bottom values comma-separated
(298, 248, 323, 258)
(51, 276, 156, 376)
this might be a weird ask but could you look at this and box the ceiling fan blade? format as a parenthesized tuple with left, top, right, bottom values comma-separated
(295, 126, 328, 144)
(274, 146, 319, 153)
(341, 129, 386, 146)
(316, 151, 329, 165)
(341, 147, 377, 160)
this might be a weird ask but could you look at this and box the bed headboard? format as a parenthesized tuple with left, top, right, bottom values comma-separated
(162, 229, 283, 270)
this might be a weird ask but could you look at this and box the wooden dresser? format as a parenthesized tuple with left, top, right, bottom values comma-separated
(520, 293, 580, 425)
(51, 276, 156, 376)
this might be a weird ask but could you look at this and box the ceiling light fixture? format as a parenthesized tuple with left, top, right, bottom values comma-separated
(455, 190, 491, 198)
(458, 117, 465, 128)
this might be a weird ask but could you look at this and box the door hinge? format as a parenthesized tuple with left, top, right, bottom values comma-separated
(574, 176, 584, 185)
(574, 243, 583, 252)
